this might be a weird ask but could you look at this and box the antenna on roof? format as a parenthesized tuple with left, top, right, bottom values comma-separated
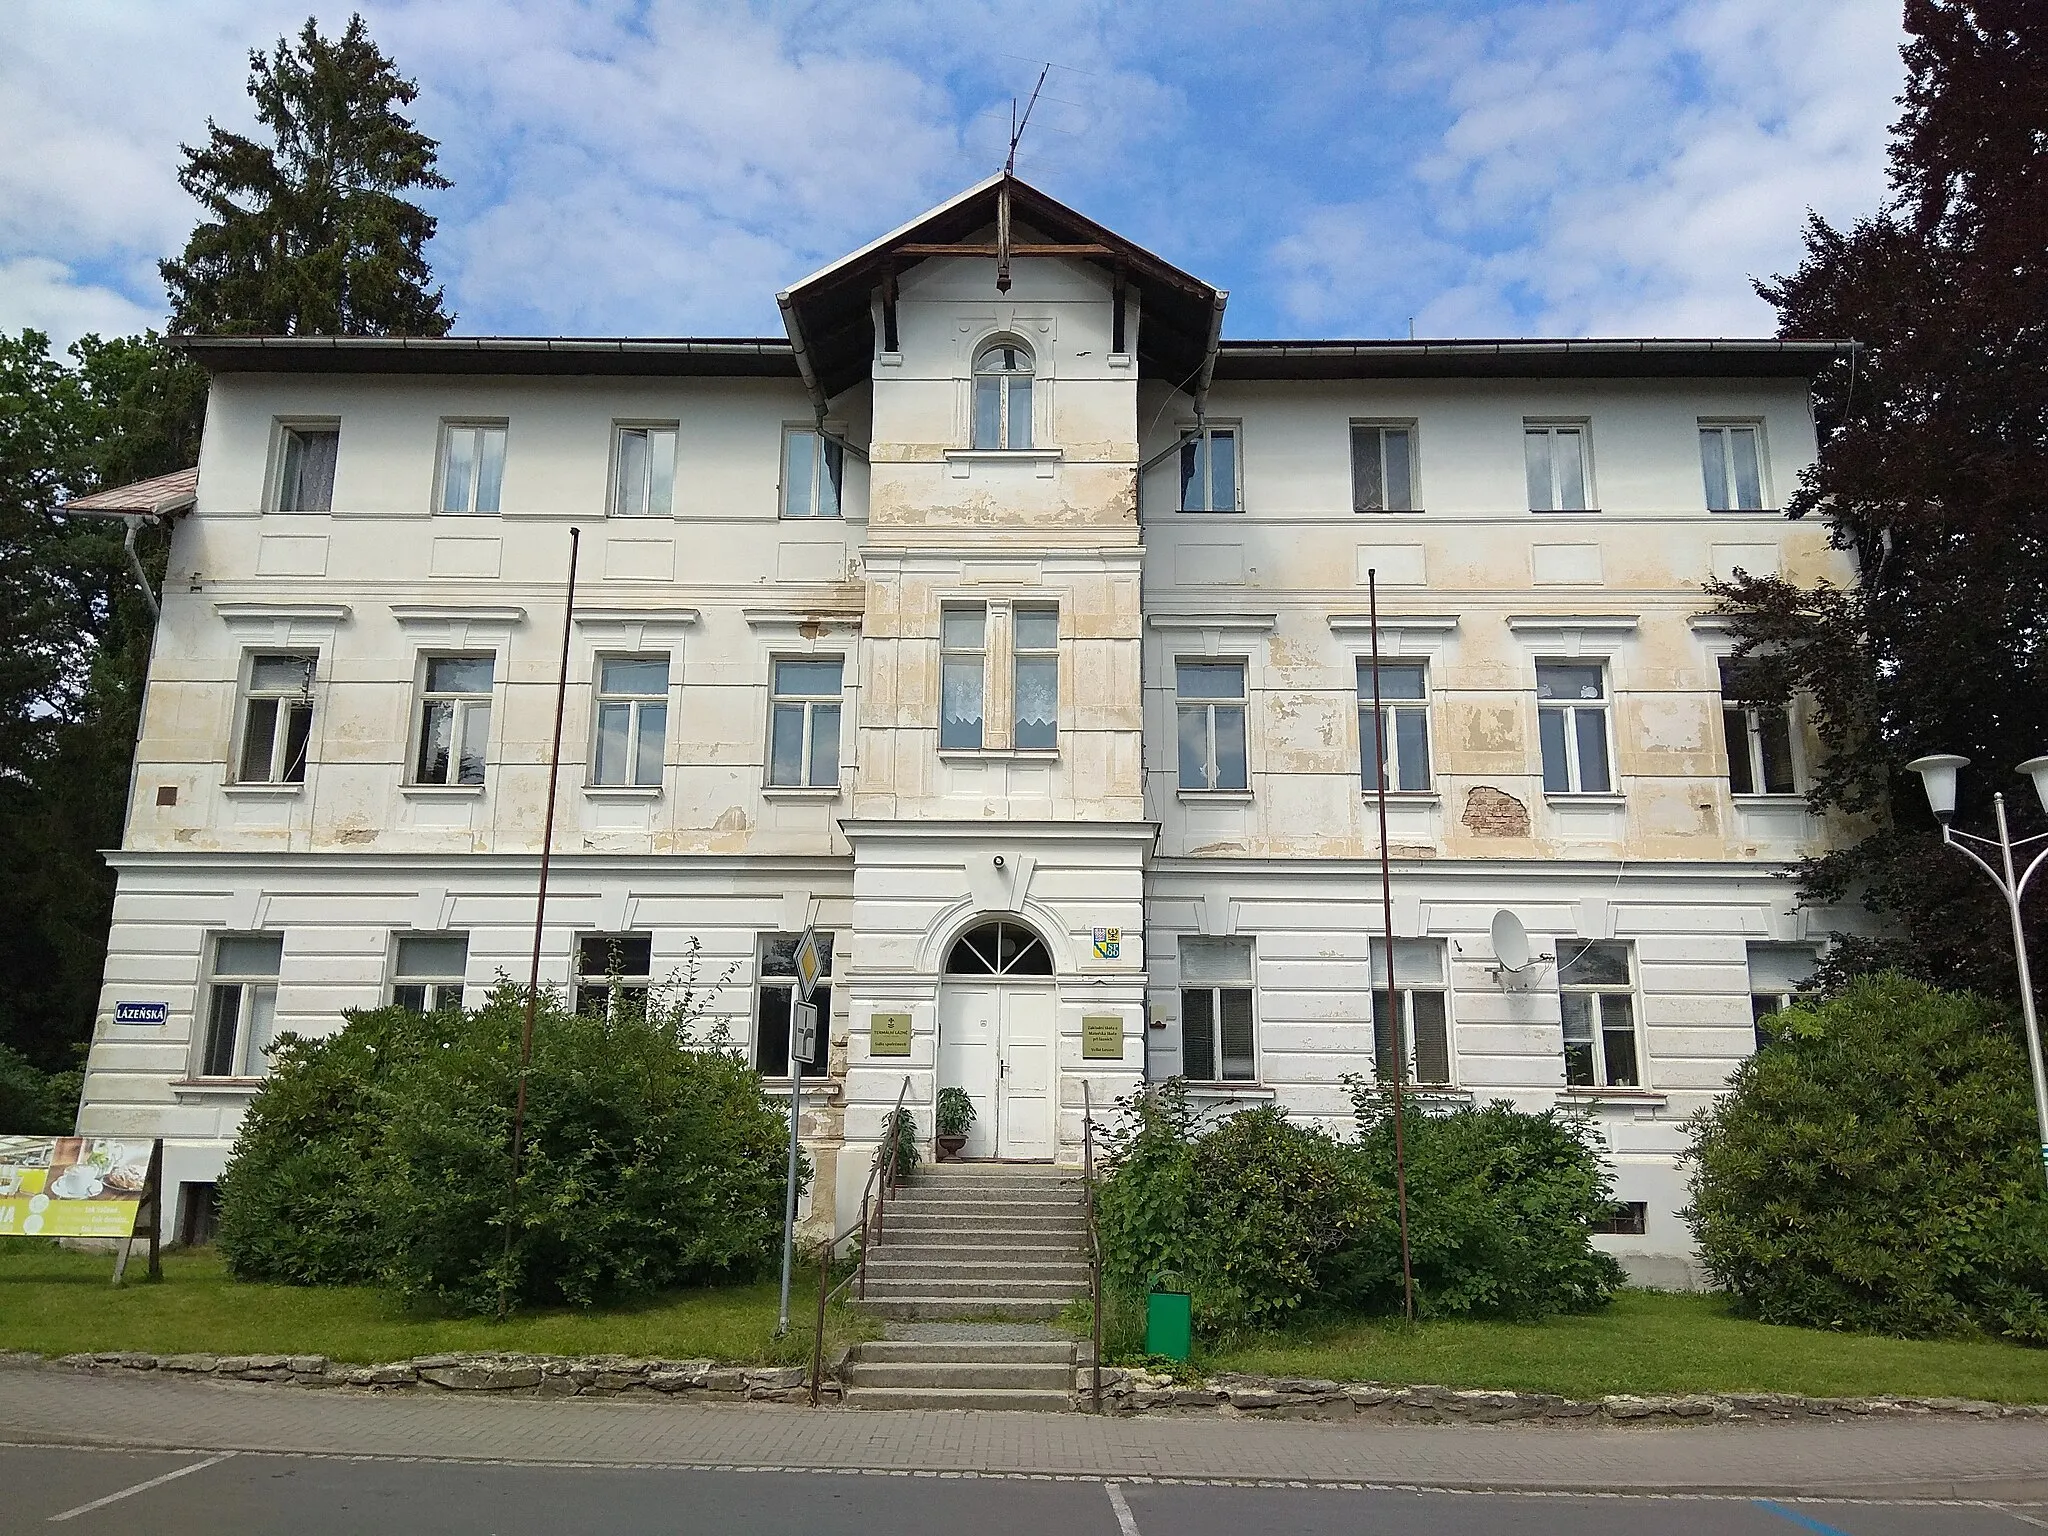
(1006, 65, 1049, 176)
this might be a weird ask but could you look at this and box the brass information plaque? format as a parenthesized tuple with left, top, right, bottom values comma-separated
(869, 1011, 913, 1057)
(1082, 1013, 1125, 1060)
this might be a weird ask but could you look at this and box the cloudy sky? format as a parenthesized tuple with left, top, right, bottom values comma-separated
(2, 0, 1906, 349)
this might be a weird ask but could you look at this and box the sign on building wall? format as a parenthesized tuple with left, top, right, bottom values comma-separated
(1092, 927, 1120, 960)
(1082, 1014, 1125, 1060)
(112, 1001, 169, 1026)
(870, 1012, 913, 1057)
(0, 1138, 155, 1240)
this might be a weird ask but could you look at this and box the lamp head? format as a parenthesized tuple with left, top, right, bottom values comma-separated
(2018, 756, 2048, 818)
(1905, 753, 1970, 821)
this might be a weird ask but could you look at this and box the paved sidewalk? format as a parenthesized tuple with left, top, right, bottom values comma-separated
(3, 1367, 2047, 1502)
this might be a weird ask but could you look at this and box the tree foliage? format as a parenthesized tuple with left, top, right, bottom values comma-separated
(1684, 975, 2048, 1343)
(1710, 2, 2048, 996)
(160, 14, 452, 337)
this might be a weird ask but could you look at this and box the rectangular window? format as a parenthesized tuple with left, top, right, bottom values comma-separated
(1719, 658, 1797, 795)
(1558, 940, 1639, 1088)
(1700, 424, 1765, 511)
(781, 427, 844, 519)
(236, 652, 315, 785)
(199, 932, 282, 1079)
(1525, 424, 1589, 512)
(1351, 422, 1416, 512)
(940, 606, 987, 751)
(1592, 1201, 1649, 1236)
(592, 655, 668, 788)
(1537, 662, 1612, 795)
(1178, 425, 1239, 512)
(1179, 936, 1255, 1082)
(391, 932, 468, 1013)
(1012, 606, 1059, 751)
(574, 932, 652, 1020)
(767, 657, 843, 787)
(1358, 660, 1431, 793)
(1370, 938, 1451, 1085)
(1748, 942, 1818, 1049)
(438, 422, 506, 514)
(614, 425, 677, 517)
(275, 425, 338, 513)
(413, 654, 494, 786)
(754, 931, 832, 1077)
(1176, 661, 1249, 792)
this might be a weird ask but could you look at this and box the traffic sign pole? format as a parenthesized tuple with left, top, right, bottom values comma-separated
(776, 929, 822, 1336)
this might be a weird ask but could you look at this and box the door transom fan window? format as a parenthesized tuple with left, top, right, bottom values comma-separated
(944, 920, 1053, 977)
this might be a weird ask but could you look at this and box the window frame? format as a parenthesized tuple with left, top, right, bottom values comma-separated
(1747, 942, 1819, 1049)
(234, 651, 317, 786)
(1011, 604, 1060, 752)
(1357, 658, 1432, 794)
(971, 339, 1035, 451)
(611, 422, 678, 518)
(410, 651, 496, 788)
(590, 653, 670, 789)
(1175, 659, 1250, 793)
(1557, 940, 1642, 1089)
(939, 604, 988, 752)
(573, 932, 653, 1021)
(1351, 419, 1418, 513)
(779, 425, 845, 520)
(1524, 420, 1594, 513)
(1719, 658, 1799, 796)
(390, 931, 469, 1014)
(1536, 660, 1615, 796)
(1371, 938, 1453, 1087)
(196, 932, 283, 1080)
(753, 930, 832, 1077)
(1699, 420, 1768, 512)
(1178, 936, 1257, 1084)
(435, 419, 508, 516)
(1177, 422, 1241, 513)
(766, 655, 844, 789)
(271, 420, 340, 514)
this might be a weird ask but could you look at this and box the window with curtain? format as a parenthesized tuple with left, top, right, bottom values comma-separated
(1176, 661, 1248, 791)
(1351, 422, 1416, 512)
(200, 933, 283, 1078)
(1179, 936, 1256, 1082)
(275, 425, 338, 512)
(1525, 423, 1590, 512)
(1178, 425, 1239, 511)
(614, 425, 677, 516)
(1700, 423, 1765, 511)
(439, 422, 507, 514)
(941, 606, 987, 750)
(781, 427, 844, 519)
(1371, 938, 1451, 1086)
(972, 341, 1033, 450)
(1358, 660, 1431, 793)
(1537, 662, 1612, 794)
(1012, 606, 1059, 750)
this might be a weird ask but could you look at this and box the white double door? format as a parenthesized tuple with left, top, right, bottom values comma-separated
(936, 983, 1055, 1160)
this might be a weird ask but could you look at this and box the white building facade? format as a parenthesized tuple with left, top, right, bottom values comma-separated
(77, 177, 1853, 1283)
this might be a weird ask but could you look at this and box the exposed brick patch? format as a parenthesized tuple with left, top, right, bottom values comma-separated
(1461, 786, 1530, 837)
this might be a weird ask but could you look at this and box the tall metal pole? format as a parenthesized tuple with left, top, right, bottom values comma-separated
(1992, 794, 2048, 1186)
(501, 527, 580, 1318)
(1368, 570, 1417, 1322)
(777, 1039, 804, 1336)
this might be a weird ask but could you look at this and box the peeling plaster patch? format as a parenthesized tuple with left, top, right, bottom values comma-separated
(711, 806, 749, 834)
(1461, 786, 1530, 838)
(1458, 705, 1523, 755)
(1637, 699, 1706, 751)
(332, 827, 377, 845)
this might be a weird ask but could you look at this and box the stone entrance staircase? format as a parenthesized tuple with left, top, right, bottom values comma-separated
(841, 1162, 1093, 1410)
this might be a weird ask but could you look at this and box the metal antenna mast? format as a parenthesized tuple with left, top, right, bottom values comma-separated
(1006, 65, 1050, 174)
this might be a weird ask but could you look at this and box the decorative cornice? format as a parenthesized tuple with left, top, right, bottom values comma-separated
(1144, 613, 1278, 633)
(1506, 613, 1640, 634)
(1327, 613, 1460, 635)
(390, 604, 526, 627)
(213, 601, 351, 625)
(573, 607, 701, 627)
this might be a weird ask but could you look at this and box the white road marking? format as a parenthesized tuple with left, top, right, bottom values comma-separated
(47, 1451, 235, 1522)
(1995, 1507, 2048, 1530)
(1105, 1480, 1142, 1536)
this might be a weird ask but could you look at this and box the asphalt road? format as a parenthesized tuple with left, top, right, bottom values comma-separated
(9, 1447, 2047, 1535)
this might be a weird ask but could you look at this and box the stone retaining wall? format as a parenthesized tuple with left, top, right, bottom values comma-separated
(1090, 1367, 2048, 1424)
(16, 1350, 832, 1403)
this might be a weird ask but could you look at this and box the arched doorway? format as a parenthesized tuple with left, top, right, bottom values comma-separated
(937, 919, 1056, 1160)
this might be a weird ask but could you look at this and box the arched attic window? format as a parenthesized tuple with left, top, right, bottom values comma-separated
(944, 919, 1053, 977)
(972, 341, 1034, 450)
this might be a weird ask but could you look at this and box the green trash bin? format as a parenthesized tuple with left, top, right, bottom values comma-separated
(1145, 1288, 1193, 1361)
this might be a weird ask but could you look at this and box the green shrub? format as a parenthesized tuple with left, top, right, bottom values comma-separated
(216, 960, 796, 1315)
(1684, 973, 2048, 1343)
(0, 1044, 81, 1134)
(1095, 1083, 1376, 1336)
(1329, 1085, 1625, 1320)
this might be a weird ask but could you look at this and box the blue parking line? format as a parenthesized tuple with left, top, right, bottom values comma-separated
(1754, 1500, 1858, 1536)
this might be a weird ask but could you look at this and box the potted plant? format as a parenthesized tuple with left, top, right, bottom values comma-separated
(935, 1086, 976, 1161)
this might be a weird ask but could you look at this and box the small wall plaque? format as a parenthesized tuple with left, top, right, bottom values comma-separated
(870, 1011, 913, 1058)
(1082, 1013, 1124, 1060)
(114, 1001, 169, 1026)
(1092, 926, 1121, 960)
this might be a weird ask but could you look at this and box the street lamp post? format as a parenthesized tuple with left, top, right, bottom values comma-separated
(1905, 753, 2048, 1189)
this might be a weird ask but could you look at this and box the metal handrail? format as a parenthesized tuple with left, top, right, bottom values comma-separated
(808, 1073, 912, 1405)
(1082, 1079, 1104, 1414)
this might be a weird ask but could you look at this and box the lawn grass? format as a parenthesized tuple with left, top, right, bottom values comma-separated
(0, 1244, 875, 1366)
(1197, 1290, 2048, 1404)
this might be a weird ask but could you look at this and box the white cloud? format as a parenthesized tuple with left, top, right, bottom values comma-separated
(0, 258, 161, 345)
(1269, 0, 1905, 337)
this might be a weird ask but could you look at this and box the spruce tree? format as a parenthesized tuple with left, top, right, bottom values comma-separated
(1712, 1, 2048, 998)
(160, 14, 452, 336)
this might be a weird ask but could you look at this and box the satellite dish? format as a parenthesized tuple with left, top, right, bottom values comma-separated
(1490, 909, 1532, 972)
